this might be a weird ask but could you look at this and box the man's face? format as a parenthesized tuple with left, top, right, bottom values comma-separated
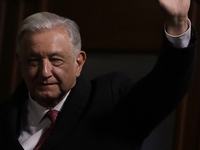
(18, 27, 85, 107)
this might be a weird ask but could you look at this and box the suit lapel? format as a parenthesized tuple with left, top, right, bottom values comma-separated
(41, 76, 92, 150)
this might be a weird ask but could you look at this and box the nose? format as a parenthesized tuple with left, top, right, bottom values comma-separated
(38, 59, 53, 79)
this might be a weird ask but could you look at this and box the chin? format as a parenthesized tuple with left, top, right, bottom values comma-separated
(33, 91, 61, 101)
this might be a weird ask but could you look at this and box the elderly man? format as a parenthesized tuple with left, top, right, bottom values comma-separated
(0, 0, 196, 150)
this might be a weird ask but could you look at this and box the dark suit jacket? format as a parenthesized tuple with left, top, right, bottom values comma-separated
(0, 34, 196, 150)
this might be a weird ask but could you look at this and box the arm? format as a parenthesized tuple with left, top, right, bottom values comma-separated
(111, 0, 196, 140)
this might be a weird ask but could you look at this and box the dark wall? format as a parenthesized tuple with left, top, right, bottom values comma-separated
(1, 0, 200, 149)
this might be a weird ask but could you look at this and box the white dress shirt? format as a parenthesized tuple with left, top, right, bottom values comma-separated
(165, 19, 191, 48)
(18, 20, 192, 150)
(18, 91, 70, 150)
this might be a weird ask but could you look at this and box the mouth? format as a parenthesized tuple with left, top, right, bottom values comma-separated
(38, 83, 56, 87)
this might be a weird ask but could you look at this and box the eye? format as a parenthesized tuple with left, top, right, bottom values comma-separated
(28, 58, 39, 66)
(50, 58, 63, 66)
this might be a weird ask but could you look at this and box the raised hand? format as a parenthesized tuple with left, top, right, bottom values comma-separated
(158, 0, 191, 35)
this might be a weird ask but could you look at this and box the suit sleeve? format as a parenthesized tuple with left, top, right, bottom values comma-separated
(111, 28, 196, 140)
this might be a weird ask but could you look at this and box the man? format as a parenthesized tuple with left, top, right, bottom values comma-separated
(0, 0, 196, 150)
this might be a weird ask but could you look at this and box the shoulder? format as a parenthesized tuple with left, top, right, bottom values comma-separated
(90, 71, 134, 101)
(91, 71, 132, 84)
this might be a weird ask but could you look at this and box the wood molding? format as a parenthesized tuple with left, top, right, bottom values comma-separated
(0, 1, 6, 60)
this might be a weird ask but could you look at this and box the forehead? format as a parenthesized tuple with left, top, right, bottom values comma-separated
(20, 27, 71, 55)
(22, 26, 69, 45)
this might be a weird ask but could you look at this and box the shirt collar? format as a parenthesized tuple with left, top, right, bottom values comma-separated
(27, 91, 70, 126)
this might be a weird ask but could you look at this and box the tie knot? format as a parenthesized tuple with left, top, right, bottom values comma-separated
(45, 110, 58, 123)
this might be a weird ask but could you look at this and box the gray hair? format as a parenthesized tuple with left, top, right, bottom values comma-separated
(16, 12, 81, 56)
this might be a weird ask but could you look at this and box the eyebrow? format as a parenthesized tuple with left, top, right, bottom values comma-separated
(48, 52, 64, 57)
(27, 52, 65, 58)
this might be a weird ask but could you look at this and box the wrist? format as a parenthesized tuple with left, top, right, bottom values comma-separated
(166, 16, 189, 36)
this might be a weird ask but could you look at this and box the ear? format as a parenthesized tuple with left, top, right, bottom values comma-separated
(76, 51, 86, 77)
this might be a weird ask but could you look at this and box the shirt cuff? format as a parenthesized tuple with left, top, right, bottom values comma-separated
(165, 19, 191, 48)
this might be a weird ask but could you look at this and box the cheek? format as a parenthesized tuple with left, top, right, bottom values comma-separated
(53, 65, 77, 84)
(21, 65, 38, 80)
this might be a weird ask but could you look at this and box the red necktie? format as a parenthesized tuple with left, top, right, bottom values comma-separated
(33, 110, 59, 150)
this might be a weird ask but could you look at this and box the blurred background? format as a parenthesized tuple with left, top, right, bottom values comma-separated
(0, 0, 200, 149)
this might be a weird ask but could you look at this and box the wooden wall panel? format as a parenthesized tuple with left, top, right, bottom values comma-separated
(0, 0, 6, 62)
(45, 0, 165, 52)
(10, 0, 166, 53)
(0, 1, 22, 101)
